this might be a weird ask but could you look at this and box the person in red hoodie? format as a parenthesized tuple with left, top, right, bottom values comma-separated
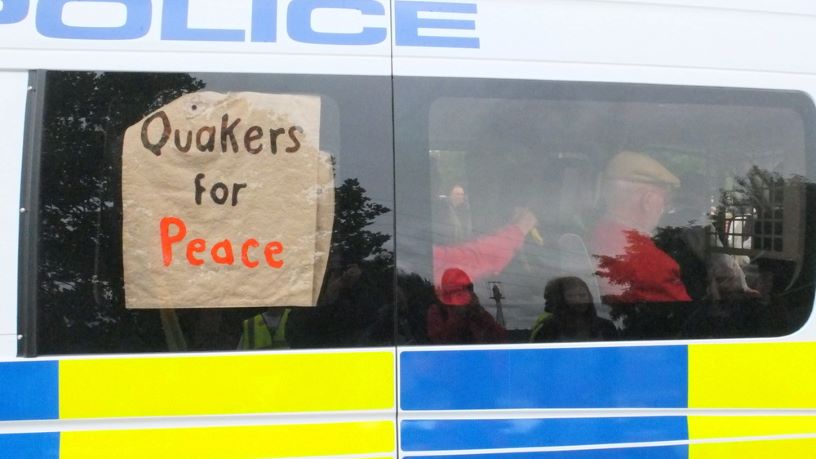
(591, 151, 692, 304)
(426, 268, 505, 344)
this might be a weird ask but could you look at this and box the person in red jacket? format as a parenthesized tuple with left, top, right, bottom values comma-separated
(591, 151, 692, 304)
(432, 208, 538, 286)
(426, 268, 505, 344)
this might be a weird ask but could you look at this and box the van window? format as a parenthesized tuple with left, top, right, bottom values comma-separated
(395, 78, 816, 344)
(26, 71, 394, 355)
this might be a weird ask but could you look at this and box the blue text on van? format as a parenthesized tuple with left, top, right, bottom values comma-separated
(0, 0, 479, 48)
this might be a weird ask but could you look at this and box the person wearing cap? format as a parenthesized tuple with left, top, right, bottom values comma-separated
(426, 268, 505, 344)
(591, 151, 692, 304)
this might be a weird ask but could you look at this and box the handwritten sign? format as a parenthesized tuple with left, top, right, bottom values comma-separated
(122, 92, 334, 309)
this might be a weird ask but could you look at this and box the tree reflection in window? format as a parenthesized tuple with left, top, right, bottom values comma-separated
(35, 72, 395, 354)
(38, 72, 205, 354)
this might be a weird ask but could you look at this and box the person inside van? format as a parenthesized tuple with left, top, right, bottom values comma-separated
(591, 151, 692, 304)
(530, 276, 617, 342)
(432, 208, 538, 286)
(441, 184, 473, 244)
(426, 268, 505, 344)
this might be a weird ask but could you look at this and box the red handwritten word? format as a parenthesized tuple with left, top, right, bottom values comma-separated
(160, 217, 284, 268)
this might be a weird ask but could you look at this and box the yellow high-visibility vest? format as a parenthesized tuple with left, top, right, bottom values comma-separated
(241, 309, 290, 350)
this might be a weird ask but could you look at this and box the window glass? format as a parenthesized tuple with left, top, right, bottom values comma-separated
(31, 71, 394, 355)
(395, 78, 816, 344)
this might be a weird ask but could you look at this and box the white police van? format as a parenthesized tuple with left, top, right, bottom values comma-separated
(0, 1, 815, 458)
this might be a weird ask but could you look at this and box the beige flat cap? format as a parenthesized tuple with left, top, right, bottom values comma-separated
(604, 151, 681, 187)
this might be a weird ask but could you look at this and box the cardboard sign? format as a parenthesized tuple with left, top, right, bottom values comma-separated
(122, 92, 334, 309)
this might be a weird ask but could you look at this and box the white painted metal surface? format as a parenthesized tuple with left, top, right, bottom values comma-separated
(0, 71, 26, 356)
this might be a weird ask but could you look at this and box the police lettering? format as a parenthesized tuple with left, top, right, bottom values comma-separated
(1, 0, 478, 49)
